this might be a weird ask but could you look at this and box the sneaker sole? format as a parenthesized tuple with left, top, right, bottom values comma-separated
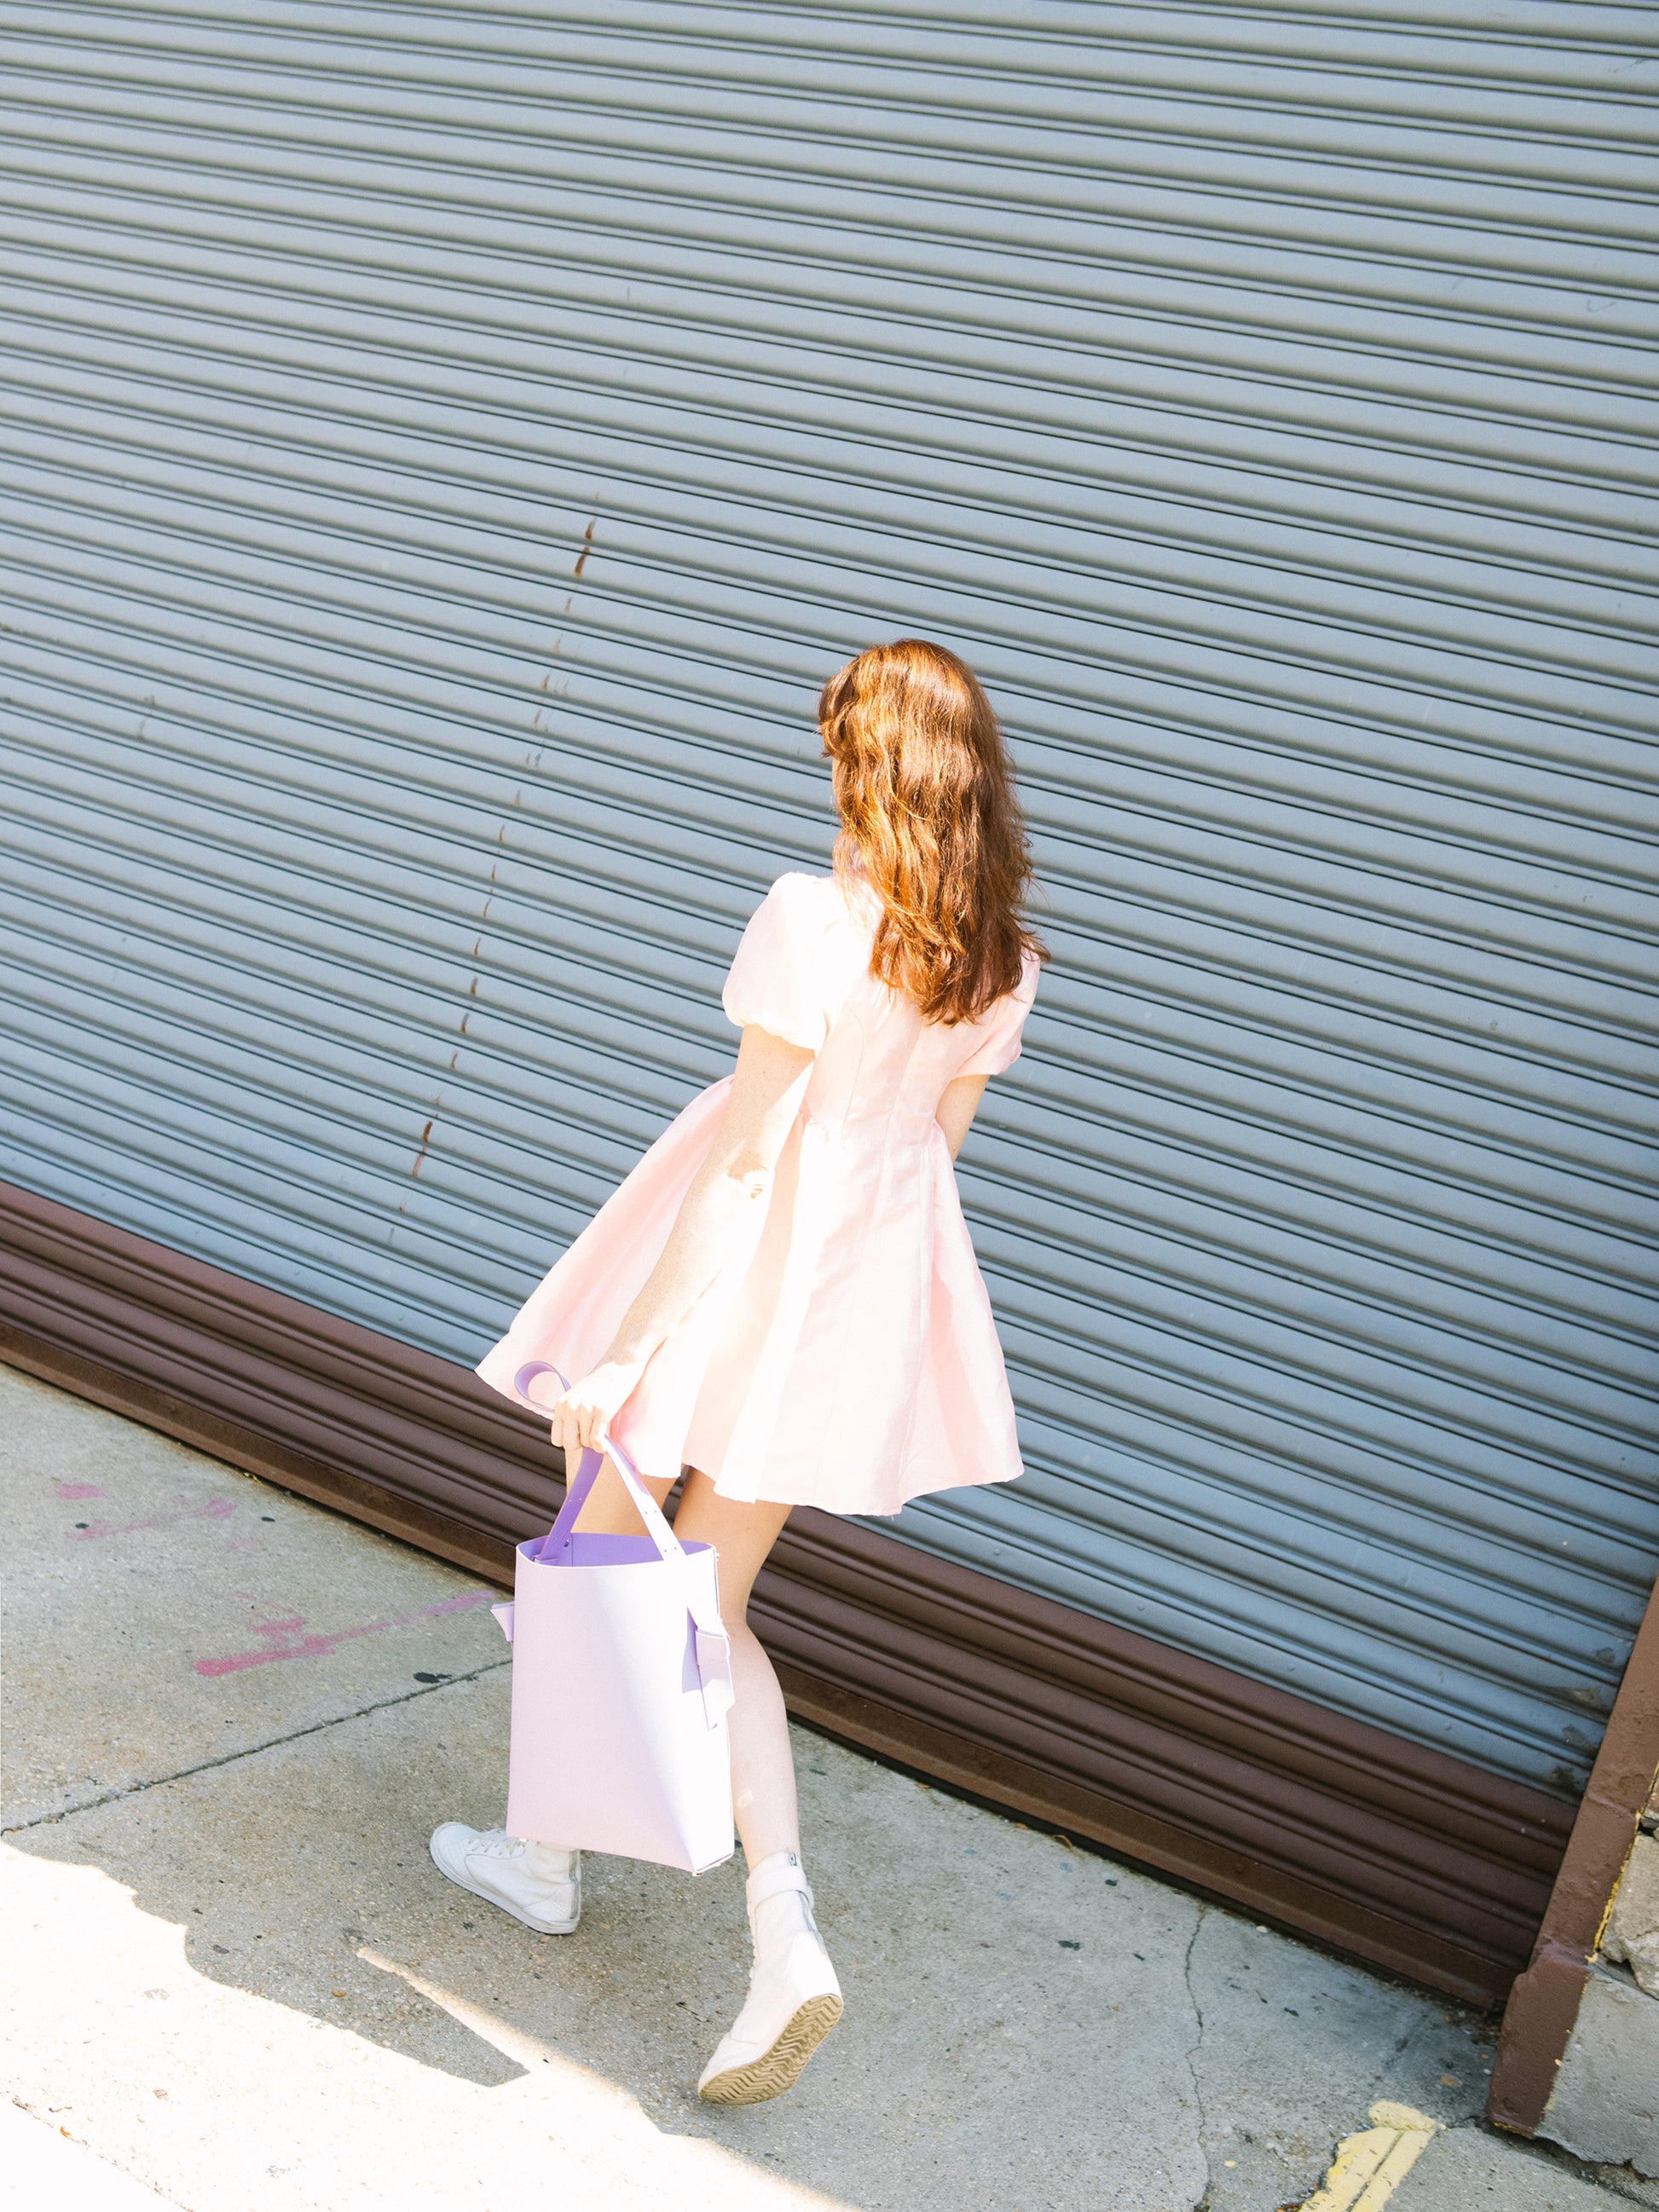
(426, 1834, 581, 1936)
(697, 1993, 843, 2106)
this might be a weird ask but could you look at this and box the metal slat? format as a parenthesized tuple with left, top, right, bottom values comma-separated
(6, 459, 1654, 924)
(5, 366, 1657, 689)
(9, 397, 1658, 720)
(7, 599, 1653, 1205)
(9, 240, 1656, 541)
(9, 31, 1654, 177)
(4, 84, 1658, 316)
(7, 781, 1652, 1369)
(6, 167, 1656, 452)
(6, 615, 1654, 1273)
(8, 665, 1651, 1222)
(5, 120, 1656, 431)
(0, 307, 1654, 800)
(6, 552, 1654, 1212)
(6, 513, 1655, 940)
(0, 0, 1654, 1800)
(8, 262, 1656, 560)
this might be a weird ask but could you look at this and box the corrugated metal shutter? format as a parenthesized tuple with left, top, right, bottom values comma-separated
(1, 0, 1654, 1805)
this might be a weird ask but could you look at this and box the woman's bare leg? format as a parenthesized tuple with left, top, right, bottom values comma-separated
(567, 1455, 679, 1532)
(570, 1460, 795, 1864)
(574, 1456, 833, 2103)
(669, 1474, 795, 1865)
(673, 1473, 839, 2104)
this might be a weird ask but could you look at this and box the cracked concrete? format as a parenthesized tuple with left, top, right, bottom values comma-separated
(1388, 2118, 1659, 2209)
(0, 1360, 1637, 2211)
(1181, 1904, 1212, 2209)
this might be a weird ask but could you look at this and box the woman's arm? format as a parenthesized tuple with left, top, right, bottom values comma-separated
(546, 1024, 814, 1458)
(936, 1072, 990, 1161)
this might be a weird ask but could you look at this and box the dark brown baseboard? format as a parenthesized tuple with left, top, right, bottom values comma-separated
(0, 1175, 1572, 2005)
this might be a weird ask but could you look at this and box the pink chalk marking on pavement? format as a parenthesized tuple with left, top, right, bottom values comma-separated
(56, 1481, 106, 1500)
(70, 1497, 238, 1541)
(193, 1588, 498, 1677)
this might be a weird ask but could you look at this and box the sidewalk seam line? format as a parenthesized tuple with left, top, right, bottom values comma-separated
(1182, 1900, 1212, 2211)
(0, 1659, 512, 1834)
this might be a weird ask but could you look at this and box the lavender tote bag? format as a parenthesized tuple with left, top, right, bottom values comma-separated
(492, 1363, 736, 1875)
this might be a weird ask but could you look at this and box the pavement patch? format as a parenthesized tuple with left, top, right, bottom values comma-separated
(1299, 2100, 1441, 2209)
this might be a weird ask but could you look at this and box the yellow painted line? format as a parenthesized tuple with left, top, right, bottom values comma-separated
(1299, 2100, 1442, 2212)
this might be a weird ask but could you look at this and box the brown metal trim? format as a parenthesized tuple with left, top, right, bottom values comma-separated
(0, 1174, 1573, 2006)
(1487, 1577, 1659, 2131)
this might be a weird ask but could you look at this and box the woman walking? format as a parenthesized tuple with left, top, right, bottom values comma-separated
(432, 638, 1044, 2105)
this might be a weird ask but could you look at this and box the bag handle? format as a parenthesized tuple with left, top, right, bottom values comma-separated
(511, 1361, 733, 1727)
(512, 1361, 685, 1565)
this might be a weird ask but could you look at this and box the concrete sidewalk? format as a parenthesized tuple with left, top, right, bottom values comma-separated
(2, 1360, 1650, 2212)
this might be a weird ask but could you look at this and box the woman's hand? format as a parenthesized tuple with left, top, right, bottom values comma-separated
(546, 1358, 645, 1464)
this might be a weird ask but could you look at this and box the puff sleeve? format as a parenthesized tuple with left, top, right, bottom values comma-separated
(954, 953, 1041, 1078)
(721, 875, 834, 1051)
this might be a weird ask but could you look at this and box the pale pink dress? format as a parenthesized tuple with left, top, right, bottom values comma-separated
(475, 869, 1040, 1516)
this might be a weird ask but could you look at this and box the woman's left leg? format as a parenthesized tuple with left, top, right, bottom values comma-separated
(672, 1470, 842, 2106)
(668, 1474, 795, 1863)
(568, 1460, 802, 1863)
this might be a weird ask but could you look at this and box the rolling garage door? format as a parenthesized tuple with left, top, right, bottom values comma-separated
(0, 0, 1654, 1809)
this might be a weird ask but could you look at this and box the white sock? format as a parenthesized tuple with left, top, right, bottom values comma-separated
(524, 1841, 577, 1879)
(746, 1851, 816, 1957)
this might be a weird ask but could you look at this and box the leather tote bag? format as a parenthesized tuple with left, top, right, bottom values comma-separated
(492, 1362, 736, 1875)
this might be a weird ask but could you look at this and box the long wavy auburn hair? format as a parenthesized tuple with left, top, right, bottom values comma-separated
(818, 638, 1046, 1025)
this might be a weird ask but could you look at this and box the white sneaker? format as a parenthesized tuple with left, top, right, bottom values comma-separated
(428, 1824, 581, 1934)
(697, 1852, 842, 2105)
